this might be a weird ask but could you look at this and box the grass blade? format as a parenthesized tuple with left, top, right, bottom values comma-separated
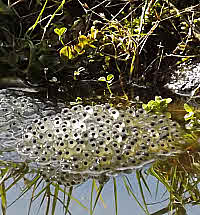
(113, 177, 118, 215)
(7, 174, 41, 208)
(65, 186, 73, 215)
(93, 180, 106, 208)
(52, 183, 59, 215)
(155, 179, 160, 200)
(32, 181, 51, 201)
(33, 182, 51, 215)
(139, 171, 152, 197)
(27, 0, 49, 32)
(41, 0, 66, 40)
(28, 178, 41, 215)
(136, 170, 150, 215)
(0, 181, 7, 215)
(149, 167, 172, 192)
(5, 169, 30, 192)
(92, 182, 104, 213)
(90, 179, 95, 215)
(122, 176, 147, 214)
(45, 185, 51, 215)
(37, 185, 50, 215)
(52, 183, 88, 211)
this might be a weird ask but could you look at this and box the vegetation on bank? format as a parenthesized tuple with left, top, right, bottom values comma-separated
(0, 0, 200, 215)
(0, 0, 199, 97)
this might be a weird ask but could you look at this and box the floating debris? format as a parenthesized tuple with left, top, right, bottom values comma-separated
(0, 89, 188, 186)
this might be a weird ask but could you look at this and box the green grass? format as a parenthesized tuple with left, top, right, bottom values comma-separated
(0, 152, 200, 214)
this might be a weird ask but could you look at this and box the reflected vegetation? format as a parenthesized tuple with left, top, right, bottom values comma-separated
(1, 151, 200, 215)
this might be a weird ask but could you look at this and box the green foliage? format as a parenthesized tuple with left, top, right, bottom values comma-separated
(184, 103, 200, 130)
(98, 74, 114, 95)
(27, 0, 66, 39)
(149, 152, 200, 215)
(54, 27, 67, 46)
(142, 96, 172, 115)
(0, 179, 7, 215)
(60, 26, 98, 60)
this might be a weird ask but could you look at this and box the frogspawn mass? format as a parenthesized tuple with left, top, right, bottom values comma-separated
(0, 89, 187, 186)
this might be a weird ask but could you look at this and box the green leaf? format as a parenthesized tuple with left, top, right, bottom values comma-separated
(52, 184, 59, 215)
(59, 27, 67, 35)
(98, 77, 106, 82)
(142, 104, 147, 110)
(54, 27, 67, 37)
(107, 74, 114, 83)
(184, 103, 194, 113)
(155, 96, 162, 102)
(54, 28, 61, 35)
(89, 44, 96, 48)
(113, 177, 118, 215)
(165, 98, 172, 104)
(0, 181, 7, 215)
(184, 112, 194, 121)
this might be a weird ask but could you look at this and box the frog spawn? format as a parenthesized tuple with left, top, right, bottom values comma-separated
(0, 89, 62, 163)
(0, 89, 186, 186)
(17, 104, 186, 183)
(39, 166, 110, 187)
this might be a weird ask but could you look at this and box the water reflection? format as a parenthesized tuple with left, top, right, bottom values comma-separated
(0, 89, 200, 214)
(1, 159, 200, 215)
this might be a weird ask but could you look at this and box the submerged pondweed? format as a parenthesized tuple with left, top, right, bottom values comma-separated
(0, 89, 191, 186)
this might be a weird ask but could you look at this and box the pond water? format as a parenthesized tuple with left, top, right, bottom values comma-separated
(2, 172, 200, 215)
(0, 88, 200, 215)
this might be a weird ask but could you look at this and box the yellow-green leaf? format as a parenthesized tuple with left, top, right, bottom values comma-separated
(74, 44, 83, 53)
(78, 50, 85, 55)
(98, 77, 106, 82)
(54, 28, 60, 35)
(60, 46, 76, 59)
(165, 98, 172, 104)
(79, 35, 88, 46)
(107, 74, 114, 82)
(89, 44, 96, 48)
(90, 26, 98, 40)
(60, 46, 68, 57)
(184, 103, 194, 113)
(54, 27, 67, 36)
(59, 27, 67, 35)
